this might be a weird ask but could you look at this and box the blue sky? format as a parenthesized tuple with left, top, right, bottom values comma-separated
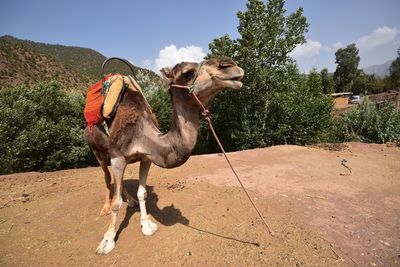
(1, 0, 399, 73)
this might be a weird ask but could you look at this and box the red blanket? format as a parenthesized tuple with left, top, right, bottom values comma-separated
(84, 74, 116, 128)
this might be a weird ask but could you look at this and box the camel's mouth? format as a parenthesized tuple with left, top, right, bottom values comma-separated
(214, 69, 244, 90)
(226, 80, 243, 89)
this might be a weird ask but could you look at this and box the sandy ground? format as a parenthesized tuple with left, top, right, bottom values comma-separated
(0, 143, 399, 266)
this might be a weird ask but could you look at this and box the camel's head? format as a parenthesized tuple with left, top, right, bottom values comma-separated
(161, 57, 244, 106)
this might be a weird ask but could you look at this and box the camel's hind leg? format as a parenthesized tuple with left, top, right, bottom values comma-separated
(96, 156, 126, 254)
(137, 159, 158, 236)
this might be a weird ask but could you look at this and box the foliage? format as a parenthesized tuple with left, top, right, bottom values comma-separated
(265, 67, 334, 145)
(386, 48, 400, 89)
(331, 98, 400, 143)
(352, 71, 367, 95)
(196, 0, 334, 153)
(136, 70, 172, 133)
(334, 43, 360, 92)
(0, 82, 93, 174)
(320, 68, 335, 94)
(0, 72, 171, 175)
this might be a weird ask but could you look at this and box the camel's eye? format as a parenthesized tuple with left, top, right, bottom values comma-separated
(219, 62, 233, 69)
(183, 70, 195, 79)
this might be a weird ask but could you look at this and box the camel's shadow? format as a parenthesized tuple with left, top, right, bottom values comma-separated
(115, 179, 259, 247)
(115, 179, 189, 241)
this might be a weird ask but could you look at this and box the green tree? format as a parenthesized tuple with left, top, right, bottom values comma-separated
(0, 82, 92, 174)
(320, 68, 334, 94)
(334, 43, 360, 92)
(267, 67, 333, 145)
(197, 0, 333, 152)
(135, 70, 171, 133)
(386, 48, 400, 89)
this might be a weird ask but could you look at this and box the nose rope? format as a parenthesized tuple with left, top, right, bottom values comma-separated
(170, 62, 276, 237)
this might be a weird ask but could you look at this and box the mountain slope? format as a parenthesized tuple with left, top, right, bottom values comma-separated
(363, 60, 393, 78)
(0, 36, 92, 91)
(0, 35, 161, 92)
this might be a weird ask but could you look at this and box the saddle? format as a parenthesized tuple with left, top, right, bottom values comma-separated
(84, 74, 149, 128)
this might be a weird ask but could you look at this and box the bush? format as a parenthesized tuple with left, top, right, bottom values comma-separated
(332, 98, 400, 143)
(264, 68, 334, 146)
(135, 70, 171, 134)
(0, 82, 92, 174)
(195, 66, 335, 153)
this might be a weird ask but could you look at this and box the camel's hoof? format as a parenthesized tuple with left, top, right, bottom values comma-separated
(141, 218, 158, 236)
(100, 205, 112, 216)
(127, 198, 138, 208)
(96, 237, 115, 254)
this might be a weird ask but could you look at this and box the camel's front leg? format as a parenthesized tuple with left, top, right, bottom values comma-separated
(96, 157, 126, 254)
(137, 159, 158, 236)
(99, 162, 137, 216)
(99, 161, 112, 216)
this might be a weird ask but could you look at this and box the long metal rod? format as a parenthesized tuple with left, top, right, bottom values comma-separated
(101, 57, 136, 80)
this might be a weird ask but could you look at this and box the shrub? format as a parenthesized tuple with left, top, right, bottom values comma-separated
(0, 82, 92, 174)
(332, 98, 400, 143)
(135, 70, 171, 134)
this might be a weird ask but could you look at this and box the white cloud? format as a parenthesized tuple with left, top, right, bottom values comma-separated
(143, 59, 153, 69)
(332, 42, 344, 51)
(154, 45, 206, 71)
(356, 26, 399, 49)
(321, 42, 342, 53)
(290, 40, 322, 58)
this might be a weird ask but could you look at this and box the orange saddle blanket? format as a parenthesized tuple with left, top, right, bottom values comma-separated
(84, 74, 116, 128)
(84, 74, 149, 128)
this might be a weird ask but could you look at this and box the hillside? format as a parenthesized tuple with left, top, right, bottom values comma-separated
(363, 60, 393, 78)
(0, 35, 161, 92)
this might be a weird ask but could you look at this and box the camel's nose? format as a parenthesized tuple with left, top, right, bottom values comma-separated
(237, 67, 244, 80)
(219, 57, 236, 68)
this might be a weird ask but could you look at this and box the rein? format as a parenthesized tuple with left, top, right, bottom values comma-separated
(170, 63, 276, 237)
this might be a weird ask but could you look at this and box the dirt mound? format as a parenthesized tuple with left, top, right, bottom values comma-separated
(1, 143, 399, 266)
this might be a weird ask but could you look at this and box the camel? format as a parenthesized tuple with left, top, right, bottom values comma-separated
(84, 57, 244, 254)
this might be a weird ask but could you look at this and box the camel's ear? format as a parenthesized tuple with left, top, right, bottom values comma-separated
(160, 67, 172, 82)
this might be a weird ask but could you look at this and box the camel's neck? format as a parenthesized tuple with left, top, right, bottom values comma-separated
(146, 88, 200, 168)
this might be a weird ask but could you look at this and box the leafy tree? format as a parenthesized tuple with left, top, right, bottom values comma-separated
(353, 72, 388, 95)
(267, 67, 333, 145)
(334, 43, 360, 92)
(386, 48, 400, 89)
(136, 70, 171, 133)
(196, 0, 333, 153)
(320, 68, 335, 94)
(352, 71, 369, 95)
(0, 82, 92, 174)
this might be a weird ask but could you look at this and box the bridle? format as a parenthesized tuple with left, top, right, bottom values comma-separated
(169, 61, 211, 117)
(169, 61, 204, 92)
